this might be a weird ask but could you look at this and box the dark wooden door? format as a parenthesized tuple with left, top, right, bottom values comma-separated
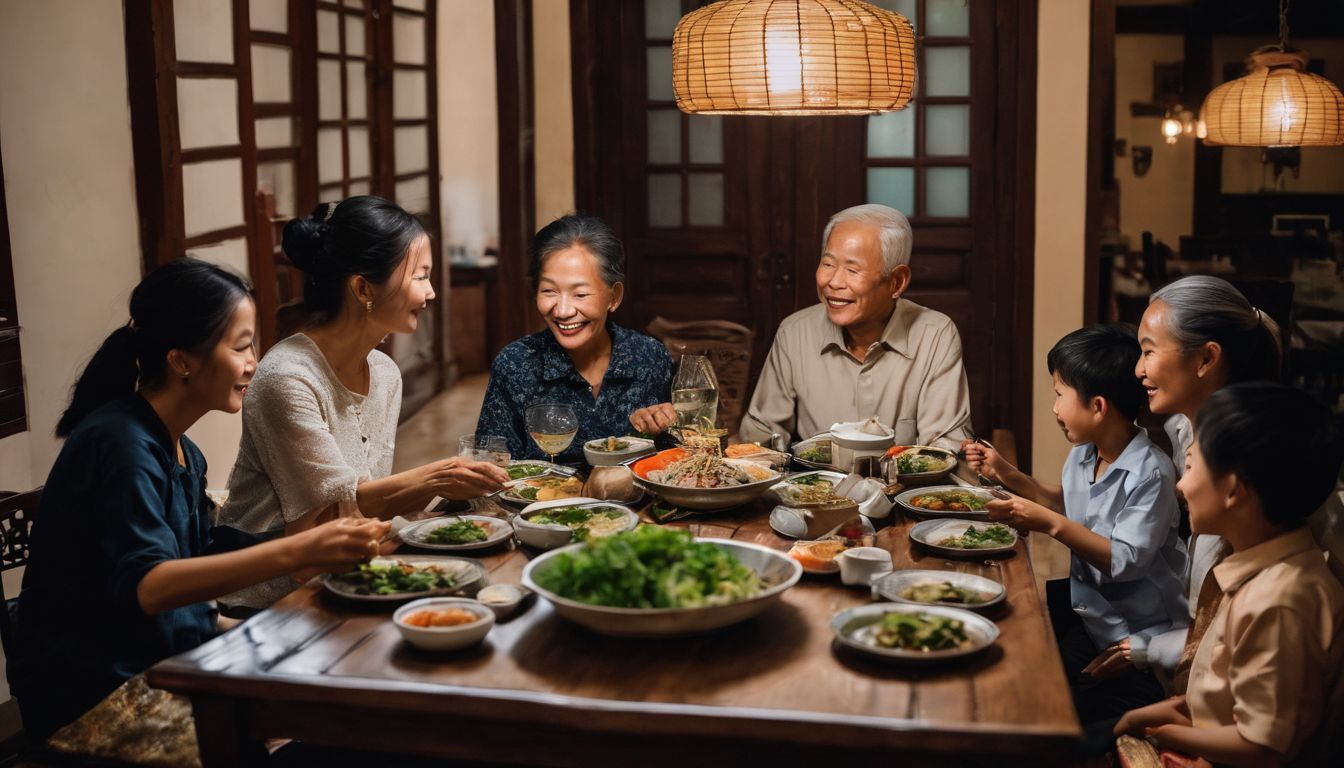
(572, 0, 1036, 463)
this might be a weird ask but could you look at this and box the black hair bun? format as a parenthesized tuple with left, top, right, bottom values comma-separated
(282, 213, 327, 274)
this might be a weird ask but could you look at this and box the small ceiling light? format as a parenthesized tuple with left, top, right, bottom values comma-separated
(1200, 0, 1344, 147)
(671, 0, 917, 116)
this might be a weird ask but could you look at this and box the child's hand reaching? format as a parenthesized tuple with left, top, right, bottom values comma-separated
(985, 494, 1058, 535)
(960, 439, 1014, 485)
(1081, 637, 1133, 682)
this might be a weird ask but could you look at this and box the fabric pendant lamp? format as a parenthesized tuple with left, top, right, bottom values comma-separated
(1200, 49, 1344, 147)
(672, 0, 917, 116)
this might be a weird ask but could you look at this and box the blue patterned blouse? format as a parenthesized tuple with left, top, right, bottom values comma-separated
(476, 322, 673, 464)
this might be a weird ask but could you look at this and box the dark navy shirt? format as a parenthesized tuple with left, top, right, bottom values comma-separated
(12, 395, 218, 740)
(476, 322, 673, 464)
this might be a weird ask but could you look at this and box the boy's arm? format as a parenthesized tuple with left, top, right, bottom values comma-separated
(961, 442, 1065, 512)
(1149, 724, 1284, 768)
(986, 495, 1111, 571)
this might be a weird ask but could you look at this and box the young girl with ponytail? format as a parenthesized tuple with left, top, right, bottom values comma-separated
(12, 258, 388, 741)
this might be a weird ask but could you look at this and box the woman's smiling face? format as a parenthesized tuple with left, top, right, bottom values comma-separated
(1136, 300, 1207, 416)
(535, 245, 623, 353)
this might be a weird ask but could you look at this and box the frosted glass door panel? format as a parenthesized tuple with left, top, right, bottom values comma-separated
(870, 0, 916, 24)
(924, 47, 970, 96)
(866, 168, 915, 216)
(646, 48, 674, 101)
(346, 62, 367, 119)
(393, 0, 425, 9)
(393, 15, 425, 65)
(688, 116, 724, 163)
(257, 161, 296, 216)
(348, 127, 371, 178)
(393, 70, 428, 119)
(926, 0, 969, 36)
(317, 11, 340, 54)
(925, 167, 969, 217)
(252, 45, 291, 102)
(175, 0, 233, 63)
(647, 110, 681, 164)
(187, 238, 251, 278)
(183, 159, 244, 237)
(688, 173, 725, 227)
(318, 60, 342, 120)
(250, 0, 287, 33)
(255, 117, 292, 149)
(395, 126, 428, 173)
(345, 16, 366, 56)
(924, 105, 969, 156)
(648, 174, 681, 228)
(645, 0, 682, 38)
(396, 177, 430, 214)
(177, 78, 239, 149)
(318, 128, 343, 183)
(867, 107, 915, 158)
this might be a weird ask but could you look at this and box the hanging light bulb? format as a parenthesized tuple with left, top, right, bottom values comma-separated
(1199, 0, 1344, 147)
(671, 0, 917, 116)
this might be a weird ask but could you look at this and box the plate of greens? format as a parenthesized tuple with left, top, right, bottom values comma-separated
(790, 435, 841, 472)
(521, 526, 801, 637)
(871, 569, 1006, 611)
(909, 518, 1018, 557)
(505, 460, 568, 481)
(398, 515, 514, 551)
(323, 557, 487, 603)
(831, 603, 999, 662)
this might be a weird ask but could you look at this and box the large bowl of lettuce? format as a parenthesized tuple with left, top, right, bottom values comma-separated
(522, 527, 802, 637)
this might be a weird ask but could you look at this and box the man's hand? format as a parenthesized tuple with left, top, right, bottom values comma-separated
(629, 403, 678, 436)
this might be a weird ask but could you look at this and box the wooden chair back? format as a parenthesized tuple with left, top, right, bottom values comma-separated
(646, 317, 755, 438)
(0, 486, 42, 659)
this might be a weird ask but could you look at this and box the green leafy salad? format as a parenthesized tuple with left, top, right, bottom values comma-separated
(330, 561, 457, 596)
(875, 612, 970, 651)
(936, 524, 1014, 549)
(528, 505, 628, 540)
(507, 463, 549, 480)
(532, 526, 762, 609)
(426, 519, 490, 545)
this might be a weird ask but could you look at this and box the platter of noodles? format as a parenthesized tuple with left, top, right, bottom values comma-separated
(628, 437, 781, 511)
(522, 526, 802, 637)
(882, 445, 958, 483)
(830, 603, 999, 662)
(871, 569, 1006, 612)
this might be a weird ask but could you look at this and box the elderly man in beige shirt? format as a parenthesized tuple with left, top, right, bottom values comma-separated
(736, 204, 972, 450)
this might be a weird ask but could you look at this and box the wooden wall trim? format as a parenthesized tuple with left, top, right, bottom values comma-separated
(125, 0, 185, 273)
(494, 0, 536, 354)
(1084, 0, 1115, 326)
(1004, 0, 1039, 473)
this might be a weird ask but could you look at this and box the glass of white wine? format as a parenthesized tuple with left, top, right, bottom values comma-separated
(525, 402, 579, 463)
(671, 354, 720, 430)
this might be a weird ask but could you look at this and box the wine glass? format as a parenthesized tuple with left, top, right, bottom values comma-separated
(525, 403, 579, 463)
(457, 434, 510, 467)
(671, 354, 720, 431)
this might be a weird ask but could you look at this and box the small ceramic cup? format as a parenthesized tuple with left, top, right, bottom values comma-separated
(838, 546, 894, 586)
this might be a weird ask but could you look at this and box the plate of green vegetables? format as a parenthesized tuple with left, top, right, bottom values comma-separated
(909, 518, 1018, 557)
(323, 556, 487, 602)
(398, 514, 514, 551)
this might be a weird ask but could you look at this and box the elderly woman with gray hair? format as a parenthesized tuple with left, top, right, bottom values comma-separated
(731, 203, 973, 449)
(1127, 274, 1283, 686)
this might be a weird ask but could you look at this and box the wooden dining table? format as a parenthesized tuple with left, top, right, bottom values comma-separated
(148, 467, 1082, 767)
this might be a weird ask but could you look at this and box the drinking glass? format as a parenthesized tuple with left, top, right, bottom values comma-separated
(670, 354, 720, 430)
(524, 403, 579, 462)
(457, 434, 510, 467)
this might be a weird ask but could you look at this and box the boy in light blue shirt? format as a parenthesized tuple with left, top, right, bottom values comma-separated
(964, 324, 1188, 754)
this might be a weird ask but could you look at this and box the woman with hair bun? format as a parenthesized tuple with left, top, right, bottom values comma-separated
(12, 258, 388, 741)
(218, 196, 507, 611)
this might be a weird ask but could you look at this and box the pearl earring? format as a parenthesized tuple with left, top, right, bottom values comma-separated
(365, 300, 374, 313)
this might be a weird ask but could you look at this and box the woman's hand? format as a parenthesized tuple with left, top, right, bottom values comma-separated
(420, 457, 509, 500)
(1115, 696, 1191, 737)
(961, 440, 1015, 485)
(629, 403, 678, 436)
(288, 516, 390, 573)
(1082, 637, 1133, 682)
(985, 495, 1057, 535)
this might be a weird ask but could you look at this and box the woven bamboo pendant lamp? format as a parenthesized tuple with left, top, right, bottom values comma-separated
(672, 0, 917, 116)
(1199, 1, 1344, 147)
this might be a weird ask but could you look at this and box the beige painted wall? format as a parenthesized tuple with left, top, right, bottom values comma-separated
(1115, 34, 1195, 250)
(1032, 0, 1090, 479)
(0, 0, 145, 490)
(438, 0, 500, 258)
(534, 0, 576, 228)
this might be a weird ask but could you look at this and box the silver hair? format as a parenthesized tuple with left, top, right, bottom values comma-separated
(820, 204, 913, 277)
(1149, 275, 1282, 383)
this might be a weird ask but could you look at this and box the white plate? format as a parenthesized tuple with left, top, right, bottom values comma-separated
(398, 515, 513, 551)
(871, 569, 1007, 611)
(499, 473, 587, 506)
(894, 485, 994, 520)
(323, 556, 488, 603)
(504, 460, 571, 482)
(908, 518, 1018, 557)
(583, 436, 656, 466)
(831, 603, 999, 662)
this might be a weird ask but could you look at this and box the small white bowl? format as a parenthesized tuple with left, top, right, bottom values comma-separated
(829, 420, 895, 450)
(393, 597, 495, 651)
(583, 436, 656, 466)
(514, 498, 638, 550)
(476, 583, 529, 619)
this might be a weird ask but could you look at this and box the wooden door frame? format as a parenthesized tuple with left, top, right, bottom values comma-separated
(494, 0, 537, 355)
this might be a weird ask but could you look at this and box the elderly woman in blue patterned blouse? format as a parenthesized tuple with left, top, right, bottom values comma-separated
(476, 215, 673, 464)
